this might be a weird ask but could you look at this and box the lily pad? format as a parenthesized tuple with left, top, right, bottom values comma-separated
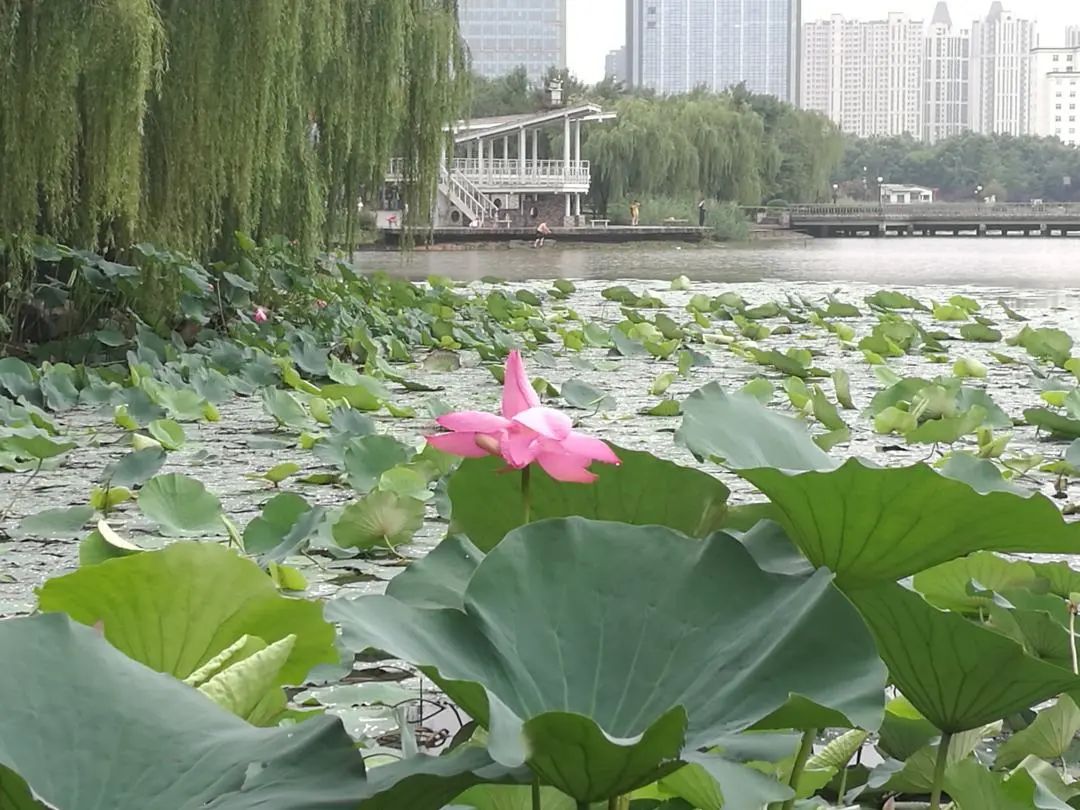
(328, 519, 885, 802)
(138, 473, 223, 535)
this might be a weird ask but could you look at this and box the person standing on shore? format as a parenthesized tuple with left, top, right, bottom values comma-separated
(534, 221, 551, 248)
(698, 198, 707, 227)
(630, 200, 640, 226)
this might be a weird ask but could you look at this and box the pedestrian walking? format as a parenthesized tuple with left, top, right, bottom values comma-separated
(698, 199, 707, 227)
(630, 200, 641, 226)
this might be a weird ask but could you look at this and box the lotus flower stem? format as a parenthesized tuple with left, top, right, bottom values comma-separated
(779, 728, 817, 810)
(1070, 604, 1078, 675)
(531, 779, 541, 810)
(928, 731, 952, 810)
(607, 796, 629, 810)
(522, 465, 532, 524)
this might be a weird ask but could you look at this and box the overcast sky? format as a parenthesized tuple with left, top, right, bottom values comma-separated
(569, 0, 1080, 82)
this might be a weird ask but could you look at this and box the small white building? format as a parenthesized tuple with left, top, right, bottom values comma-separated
(881, 184, 935, 204)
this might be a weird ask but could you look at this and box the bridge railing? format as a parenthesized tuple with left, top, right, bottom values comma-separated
(788, 203, 1080, 220)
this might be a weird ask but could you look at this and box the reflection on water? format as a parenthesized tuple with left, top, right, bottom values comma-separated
(354, 239, 1080, 299)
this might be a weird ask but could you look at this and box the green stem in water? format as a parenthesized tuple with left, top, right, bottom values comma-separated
(532, 778, 541, 810)
(1070, 605, 1078, 675)
(779, 728, 817, 810)
(522, 465, 532, 525)
(929, 731, 953, 810)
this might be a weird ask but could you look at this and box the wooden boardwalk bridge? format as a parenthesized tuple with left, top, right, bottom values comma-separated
(783, 203, 1080, 238)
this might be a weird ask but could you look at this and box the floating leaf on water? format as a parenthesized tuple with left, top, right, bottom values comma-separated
(17, 505, 95, 539)
(644, 399, 682, 417)
(332, 490, 425, 551)
(740, 377, 774, 404)
(832, 369, 855, 409)
(104, 448, 166, 489)
(138, 474, 223, 536)
(250, 462, 301, 486)
(562, 379, 616, 411)
(953, 357, 988, 379)
(422, 350, 461, 372)
(147, 418, 186, 451)
(998, 298, 1029, 321)
(961, 322, 1003, 343)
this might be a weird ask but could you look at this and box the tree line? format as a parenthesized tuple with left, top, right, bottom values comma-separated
(838, 133, 1080, 203)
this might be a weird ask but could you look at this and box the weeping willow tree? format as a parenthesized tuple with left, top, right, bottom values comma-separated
(0, 0, 465, 261)
(584, 92, 842, 214)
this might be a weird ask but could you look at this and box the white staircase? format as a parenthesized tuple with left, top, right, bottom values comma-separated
(440, 166, 501, 226)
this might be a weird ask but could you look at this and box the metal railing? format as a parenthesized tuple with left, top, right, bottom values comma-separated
(789, 202, 1080, 220)
(440, 166, 500, 225)
(389, 157, 590, 188)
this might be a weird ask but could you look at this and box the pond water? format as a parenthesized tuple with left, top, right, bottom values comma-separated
(359, 239, 1080, 294)
(5, 238, 1080, 748)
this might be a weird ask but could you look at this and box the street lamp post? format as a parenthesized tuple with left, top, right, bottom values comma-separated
(832, 183, 839, 205)
(975, 184, 984, 203)
(877, 176, 885, 214)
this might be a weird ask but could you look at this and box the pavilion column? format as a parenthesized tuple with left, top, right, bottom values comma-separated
(563, 115, 570, 181)
(532, 129, 539, 163)
(518, 128, 526, 179)
(573, 120, 581, 167)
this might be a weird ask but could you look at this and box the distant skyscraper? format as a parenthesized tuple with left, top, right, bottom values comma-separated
(924, 3, 971, 142)
(625, 0, 801, 103)
(458, 0, 567, 80)
(970, 2, 1036, 135)
(605, 47, 627, 83)
(1068, 26, 1080, 48)
(801, 13, 924, 138)
(1031, 45, 1080, 145)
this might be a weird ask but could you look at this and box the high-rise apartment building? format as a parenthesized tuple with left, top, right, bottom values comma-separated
(970, 2, 1036, 135)
(625, 0, 801, 103)
(458, 0, 567, 80)
(605, 47, 627, 83)
(924, 3, 970, 142)
(1067, 26, 1080, 48)
(1031, 46, 1080, 145)
(801, 13, 924, 137)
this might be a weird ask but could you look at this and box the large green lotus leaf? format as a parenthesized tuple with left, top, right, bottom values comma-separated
(996, 696, 1080, 768)
(328, 519, 885, 801)
(447, 447, 730, 552)
(846, 582, 1080, 733)
(913, 552, 1040, 614)
(677, 385, 837, 472)
(450, 784, 578, 810)
(0, 767, 45, 810)
(873, 721, 1000, 794)
(945, 757, 1074, 810)
(0, 614, 369, 810)
(678, 385, 1080, 586)
(360, 746, 526, 810)
(1024, 407, 1080, 438)
(36, 542, 337, 688)
(385, 534, 485, 610)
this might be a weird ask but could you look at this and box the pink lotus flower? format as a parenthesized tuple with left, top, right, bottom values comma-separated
(314, 299, 328, 310)
(253, 306, 269, 323)
(427, 351, 619, 483)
